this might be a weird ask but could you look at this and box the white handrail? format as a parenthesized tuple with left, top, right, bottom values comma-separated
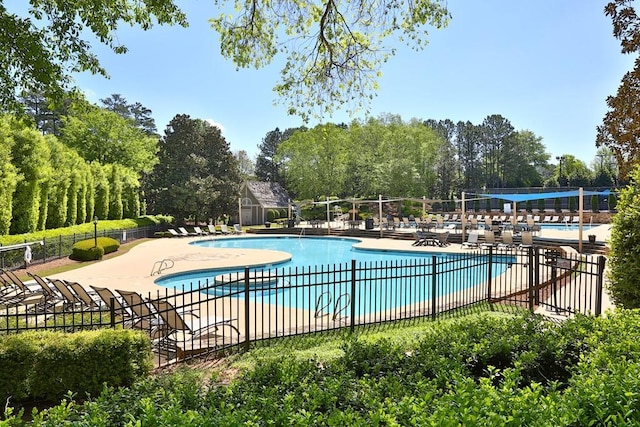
(0, 241, 44, 253)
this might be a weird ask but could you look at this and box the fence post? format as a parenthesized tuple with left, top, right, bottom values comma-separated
(487, 246, 493, 303)
(109, 297, 116, 328)
(595, 256, 606, 316)
(350, 259, 356, 333)
(59, 234, 62, 258)
(431, 255, 437, 321)
(243, 266, 251, 352)
(42, 237, 47, 264)
(528, 247, 535, 313)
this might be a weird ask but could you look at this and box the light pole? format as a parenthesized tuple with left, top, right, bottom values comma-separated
(93, 216, 98, 247)
(556, 156, 565, 187)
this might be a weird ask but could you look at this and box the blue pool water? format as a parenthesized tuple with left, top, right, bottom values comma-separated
(155, 237, 513, 316)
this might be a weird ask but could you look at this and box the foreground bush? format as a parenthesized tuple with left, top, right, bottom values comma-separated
(8, 311, 640, 425)
(0, 329, 152, 405)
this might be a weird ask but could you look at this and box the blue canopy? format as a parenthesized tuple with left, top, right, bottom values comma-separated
(476, 190, 611, 203)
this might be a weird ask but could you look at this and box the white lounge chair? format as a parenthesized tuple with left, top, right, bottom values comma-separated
(207, 224, 220, 235)
(178, 227, 197, 236)
(233, 224, 244, 234)
(219, 224, 231, 234)
(193, 226, 208, 236)
(462, 232, 480, 249)
(167, 228, 183, 237)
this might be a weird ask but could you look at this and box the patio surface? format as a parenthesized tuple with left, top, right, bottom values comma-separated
(48, 223, 612, 302)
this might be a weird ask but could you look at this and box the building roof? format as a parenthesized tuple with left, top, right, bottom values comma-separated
(245, 181, 290, 208)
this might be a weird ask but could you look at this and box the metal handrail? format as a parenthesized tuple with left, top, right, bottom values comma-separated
(0, 241, 44, 253)
(150, 259, 174, 276)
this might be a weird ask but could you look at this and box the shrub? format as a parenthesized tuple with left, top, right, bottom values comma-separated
(267, 209, 280, 222)
(607, 168, 640, 307)
(609, 193, 617, 211)
(526, 200, 533, 212)
(569, 196, 577, 213)
(537, 199, 546, 212)
(69, 237, 119, 261)
(554, 198, 561, 212)
(0, 329, 152, 403)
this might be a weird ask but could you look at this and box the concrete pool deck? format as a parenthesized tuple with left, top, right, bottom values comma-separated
(48, 223, 612, 297)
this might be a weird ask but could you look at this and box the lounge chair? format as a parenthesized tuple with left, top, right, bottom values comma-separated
(91, 286, 134, 324)
(117, 289, 165, 336)
(443, 214, 450, 222)
(481, 230, 497, 249)
(402, 217, 411, 228)
(167, 228, 183, 238)
(572, 216, 580, 223)
(193, 226, 208, 236)
(550, 216, 560, 223)
(24, 272, 64, 312)
(498, 231, 515, 250)
(151, 299, 240, 353)
(0, 270, 46, 307)
(451, 214, 459, 222)
(233, 224, 244, 234)
(519, 231, 535, 250)
(462, 232, 480, 249)
(207, 224, 220, 234)
(65, 280, 104, 310)
(542, 216, 551, 223)
(178, 227, 198, 236)
(219, 224, 232, 234)
(533, 215, 541, 223)
(516, 215, 524, 223)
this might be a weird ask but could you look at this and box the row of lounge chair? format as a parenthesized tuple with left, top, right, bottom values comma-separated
(461, 230, 534, 251)
(0, 269, 239, 357)
(168, 224, 243, 237)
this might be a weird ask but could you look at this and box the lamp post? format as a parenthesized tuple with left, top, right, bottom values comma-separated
(93, 216, 98, 248)
(556, 156, 565, 187)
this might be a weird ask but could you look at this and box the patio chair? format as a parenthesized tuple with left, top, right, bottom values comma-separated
(233, 224, 244, 234)
(0, 270, 45, 307)
(167, 228, 183, 237)
(550, 216, 560, 223)
(219, 224, 232, 234)
(436, 231, 450, 247)
(207, 224, 220, 234)
(542, 215, 551, 223)
(498, 231, 516, 250)
(23, 272, 65, 312)
(151, 299, 240, 354)
(193, 226, 208, 236)
(519, 231, 535, 250)
(91, 285, 135, 325)
(116, 289, 166, 337)
(65, 280, 104, 310)
(462, 232, 480, 249)
(178, 227, 198, 236)
(481, 230, 497, 249)
(46, 277, 85, 310)
(572, 216, 580, 223)
(412, 231, 427, 246)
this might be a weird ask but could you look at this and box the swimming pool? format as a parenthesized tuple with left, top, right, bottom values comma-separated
(155, 237, 514, 317)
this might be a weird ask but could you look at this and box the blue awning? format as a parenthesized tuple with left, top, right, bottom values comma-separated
(475, 190, 611, 203)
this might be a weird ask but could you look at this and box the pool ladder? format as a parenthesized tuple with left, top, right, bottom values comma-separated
(314, 291, 351, 320)
(150, 258, 174, 276)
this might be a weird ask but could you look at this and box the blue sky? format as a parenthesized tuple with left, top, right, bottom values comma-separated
(72, 0, 635, 165)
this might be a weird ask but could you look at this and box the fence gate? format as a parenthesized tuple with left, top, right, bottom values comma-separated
(534, 248, 606, 317)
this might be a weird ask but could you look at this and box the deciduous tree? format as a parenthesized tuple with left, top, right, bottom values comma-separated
(0, 1, 187, 112)
(597, 0, 640, 178)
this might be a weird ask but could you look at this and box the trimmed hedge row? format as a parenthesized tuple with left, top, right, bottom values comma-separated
(0, 329, 152, 404)
(69, 237, 120, 261)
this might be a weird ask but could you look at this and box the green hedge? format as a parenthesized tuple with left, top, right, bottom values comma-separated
(69, 237, 119, 261)
(0, 329, 152, 403)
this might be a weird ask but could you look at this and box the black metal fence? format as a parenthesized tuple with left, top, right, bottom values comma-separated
(0, 226, 158, 270)
(0, 246, 606, 366)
